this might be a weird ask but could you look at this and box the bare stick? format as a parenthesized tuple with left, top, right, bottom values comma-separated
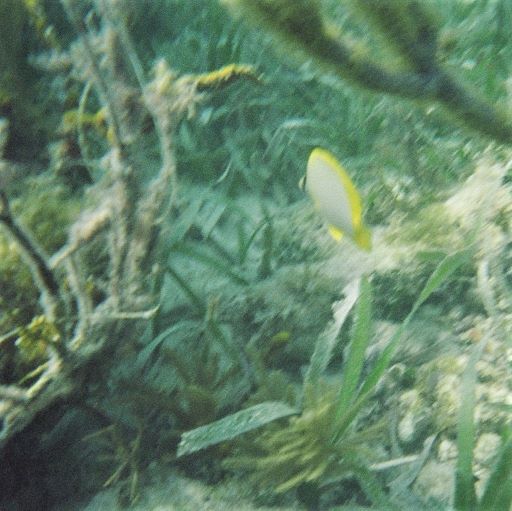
(0, 191, 60, 320)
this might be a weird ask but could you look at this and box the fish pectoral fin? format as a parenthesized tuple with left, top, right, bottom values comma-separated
(328, 225, 344, 242)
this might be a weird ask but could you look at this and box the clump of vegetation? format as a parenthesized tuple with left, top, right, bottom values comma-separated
(0, 0, 61, 160)
(13, 315, 60, 377)
(177, 254, 465, 507)
(0, 176, 80, 374)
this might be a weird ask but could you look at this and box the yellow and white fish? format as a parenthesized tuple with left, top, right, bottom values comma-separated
(300, 147, 371, 251)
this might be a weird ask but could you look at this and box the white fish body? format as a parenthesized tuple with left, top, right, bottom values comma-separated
(303, 147, 371, 250)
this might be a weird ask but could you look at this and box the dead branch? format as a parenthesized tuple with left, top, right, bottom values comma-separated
(226, 0, 512, 143)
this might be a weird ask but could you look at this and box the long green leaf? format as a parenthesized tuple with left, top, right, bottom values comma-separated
(177, 401, 297, 457)
(334, 251, 467, 444)
(409, 250, 470, 319)
(359, 250, 468, 399)
(334, 277, 372, 422)
(167, 192, 207, 245)
(172, 242, 249, 285)
(239, 219, 267, 264)
(136, 321, 195, 370)
(304, 278, 361, 403)
(477, 430, 512, 511)
(166, 265, 205, 313)
(453, 340, 486, 510)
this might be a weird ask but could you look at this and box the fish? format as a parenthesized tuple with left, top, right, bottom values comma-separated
(300, 147, 371, 250)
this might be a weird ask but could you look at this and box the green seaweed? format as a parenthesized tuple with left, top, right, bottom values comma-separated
(453, 341, 482, 510)
(478, 431, 512, 511)
(454, 340, 512, 511)
(177, 401, 297, 457)
(177, 251, 466, 505)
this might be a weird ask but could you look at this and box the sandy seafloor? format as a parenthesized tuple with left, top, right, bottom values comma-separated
(57, 467, 302, 511)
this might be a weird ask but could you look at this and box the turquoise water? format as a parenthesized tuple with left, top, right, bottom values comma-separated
(1, 1, 511, 510)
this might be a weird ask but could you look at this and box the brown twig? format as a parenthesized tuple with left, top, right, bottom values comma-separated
(229, 0, 512, 143)
(0, 191, 60, 320)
